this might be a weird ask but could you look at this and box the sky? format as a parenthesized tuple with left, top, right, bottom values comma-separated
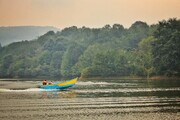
(0, 0, 180, 29)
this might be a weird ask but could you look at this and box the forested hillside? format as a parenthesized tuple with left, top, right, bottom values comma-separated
(0, 26, 60, 46)
(0, 18, 179, 78)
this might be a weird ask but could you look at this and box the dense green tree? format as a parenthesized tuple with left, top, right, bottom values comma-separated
(50, 51, 63, 76)
(0, 43, 2, 50)
(38, 51, 52, 65)
(128, 21, 150, 48)
(61, 43, 85, 77)
(152, 18, 180, 76)
(0, 19, 179, 78)
(137, 36, 155, 78)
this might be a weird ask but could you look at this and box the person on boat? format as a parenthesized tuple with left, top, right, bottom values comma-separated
(48, 81, 53, 85)
(42, 80, 48, 85)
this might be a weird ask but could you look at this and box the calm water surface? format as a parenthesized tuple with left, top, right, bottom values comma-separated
(0, 79, 180, 120)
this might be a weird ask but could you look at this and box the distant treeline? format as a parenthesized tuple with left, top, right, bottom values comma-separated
(0, 18, 179, 78)
(0, 26, 59, 46)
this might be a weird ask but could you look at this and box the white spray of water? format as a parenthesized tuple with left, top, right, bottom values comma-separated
(0, 88, 59, 92)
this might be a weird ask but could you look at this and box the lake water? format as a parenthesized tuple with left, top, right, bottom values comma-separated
(0, 79, 180, 120)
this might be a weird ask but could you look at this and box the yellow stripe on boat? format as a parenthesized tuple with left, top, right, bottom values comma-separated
(58, 78, 78, 86)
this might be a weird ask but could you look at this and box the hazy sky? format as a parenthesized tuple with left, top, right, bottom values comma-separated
(0, 0, 180, 28)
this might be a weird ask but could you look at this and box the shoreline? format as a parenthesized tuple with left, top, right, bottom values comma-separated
(1, 76, 180, 81)
(79, 76, 180, 81)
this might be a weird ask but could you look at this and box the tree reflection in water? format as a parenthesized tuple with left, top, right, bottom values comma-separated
(40, 90, 77, 99)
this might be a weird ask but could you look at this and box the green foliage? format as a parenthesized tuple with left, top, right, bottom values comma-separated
(128, 21, 150, 48)
(79, 48, 142, 77)
(61, 43, 85, 77)
(152, 18, 180, 76)
(0, 19, 179, 78)
(0, 43, 2, 50)
(137, 36, 155, 78)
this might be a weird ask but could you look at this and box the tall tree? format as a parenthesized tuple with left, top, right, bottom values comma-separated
(138, 36, 155, 78)
(128, 21, 150, 48)
(61, 43, 84, 77)
(152, 18, 180, 76)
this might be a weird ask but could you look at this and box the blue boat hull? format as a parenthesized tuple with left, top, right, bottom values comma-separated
(40, 84, 75, 90)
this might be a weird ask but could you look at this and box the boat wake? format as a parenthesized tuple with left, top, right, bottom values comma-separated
(77, 81, 137, 86)
(0, 88, 60, 92)
(77, 81, 118, 85)
(75, 87, 180, 93)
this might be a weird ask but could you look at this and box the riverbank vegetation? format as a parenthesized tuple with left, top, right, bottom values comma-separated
(0, 18, 179, 79)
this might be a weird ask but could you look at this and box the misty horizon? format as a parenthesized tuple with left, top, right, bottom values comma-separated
(0, 0, 180, 29)
(0, 17, 175, 29)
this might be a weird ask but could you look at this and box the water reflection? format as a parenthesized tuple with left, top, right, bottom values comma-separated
(0, 79, 179, 116)
(40, 90, 77, 99)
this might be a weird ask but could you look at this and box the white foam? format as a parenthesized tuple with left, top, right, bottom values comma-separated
(0, 88, 47, 92)
(76, 81, 137, 87)
(77, 81, 116, 86)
